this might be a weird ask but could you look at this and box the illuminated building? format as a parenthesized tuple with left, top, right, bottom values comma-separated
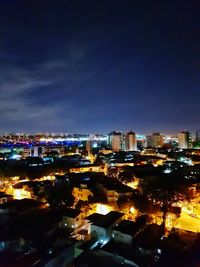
(46, 145, 65, 156)
(69, 164, 106, 174)
(108, 131, 122, 152)
(188, 185, 197, 198)
(30, 146, 45, 157)
(147, 133, 163, 148)
(86, 139, 91, 157)
(22, 147, 31, 158)
(13, 188, 32, 200)
(113, 220, 141, 246)
(59, 208, 83, 229)
(73, 184, 94, 201)
(123, 131, 137, 151)
(127, 178, 139, 190)
(97, 180, 133, 203)
(178, 131, 192, 149)
(95, 203, 112, 215)
(86, 211, 124, 243)
(98, 149, 113, 155)
(109, 162, 135, 167)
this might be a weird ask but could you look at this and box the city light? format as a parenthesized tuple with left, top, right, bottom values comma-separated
(130, 206, 135, 214)
(127, 179, 139, 190)
(13, 188, 31, 200)
(96, 203, 112, 215)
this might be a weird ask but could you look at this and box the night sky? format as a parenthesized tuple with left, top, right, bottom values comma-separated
(0, 1, 199, 134)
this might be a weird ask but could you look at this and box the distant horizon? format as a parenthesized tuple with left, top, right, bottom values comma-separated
(0, 129, 197, 136)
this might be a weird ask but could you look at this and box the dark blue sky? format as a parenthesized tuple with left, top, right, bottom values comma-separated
(0, 0, 199, 134)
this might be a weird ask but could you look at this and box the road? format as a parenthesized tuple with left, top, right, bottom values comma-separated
(174, 211, 200, 232)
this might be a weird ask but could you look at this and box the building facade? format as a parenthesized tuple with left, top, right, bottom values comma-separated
(178, 131, 192, 149)
(123, 131, 137, 151)
(147, 133, 163, 148)
(108, 131, 122, 152)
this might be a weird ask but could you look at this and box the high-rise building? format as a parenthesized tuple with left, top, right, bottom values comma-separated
(22, 147, 31, 158)
(108, 131, 122, 152)
(123, 131, 137, 151)
(196, 130, 200, 143)
(178, 131, 192, 149)
(86, 139, 91, 156)
(147, 133, 163, 148)
(30, 146, 45, 157)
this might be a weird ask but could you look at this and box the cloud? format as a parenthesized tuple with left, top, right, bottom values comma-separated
(0, 40, 99, 132)
(0, 64, 62, 129)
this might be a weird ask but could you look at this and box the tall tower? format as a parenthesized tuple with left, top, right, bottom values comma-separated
(124, 132, 137, 151)
(86, 139, 91, 157)
(147, 133, 163, 148)
(108, 131, 122, 152)
(196, 130, 200, 143)
(178, 131, 192, 149)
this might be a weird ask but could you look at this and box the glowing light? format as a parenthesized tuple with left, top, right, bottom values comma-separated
(10, 154, 21, 160)
(127, 179, 139, 190)
(92, 143, 98, 148)
(164, 168, 172, 173)
(165, 215, 173, 230)
(96, 203, 112, 215)
(13, 188, 31, 200)
(130, 207, 135, 214)
(40, 136, 107, 142)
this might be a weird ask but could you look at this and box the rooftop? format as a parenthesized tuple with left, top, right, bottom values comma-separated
(86, 213, 104, 222)
(74, 249, 134, 267)
(135, 223, 165, 250)
(99, 180, 133, 193)
(63, 208, 81, 218)
(86, 211, 124, 228)
(113, 220, 140, 236)
(102, 240, 154, 266)
(0, 199, 44, 212)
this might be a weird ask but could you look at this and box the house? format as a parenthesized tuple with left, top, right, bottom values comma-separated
(113, 220, 141, 246)
(60, 208, 83, 230)
(86, 211, 124, 244)
(97, 180, 133, 202)
(101, 240, 153, 267)
(112, 215, 148, 246)
(135, 223, 165, 255)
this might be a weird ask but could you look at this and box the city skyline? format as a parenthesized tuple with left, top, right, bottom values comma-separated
(0, 129, 197, 137)
(0, 1, 198, 133)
